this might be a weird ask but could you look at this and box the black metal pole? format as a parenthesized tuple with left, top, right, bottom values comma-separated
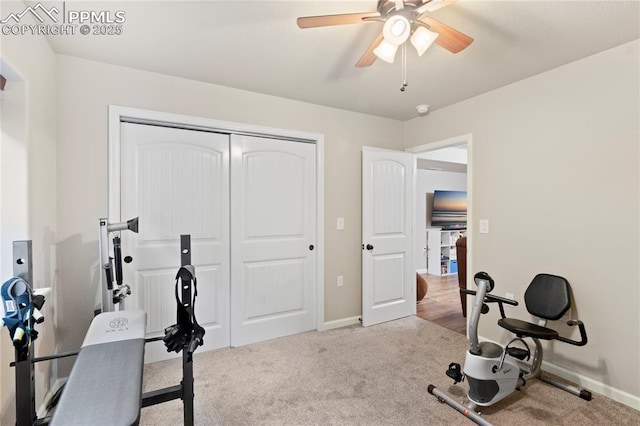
(13, 240, 36, 426)
(180, 235, 194, 426)
(15, 354, 36, 426)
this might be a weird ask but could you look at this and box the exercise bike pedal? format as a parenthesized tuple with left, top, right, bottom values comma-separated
(516, 373, 527, 390)
(445, 362, 464, 384)
(506, 347, 530, 360)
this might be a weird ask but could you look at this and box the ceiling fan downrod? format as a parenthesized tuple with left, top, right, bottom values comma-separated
(400, 44, 408, 92)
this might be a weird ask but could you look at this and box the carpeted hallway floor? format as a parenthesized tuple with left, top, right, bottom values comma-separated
(140, 316, 639, 425)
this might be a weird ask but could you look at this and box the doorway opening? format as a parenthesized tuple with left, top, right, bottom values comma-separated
(408, 134, 472, 335)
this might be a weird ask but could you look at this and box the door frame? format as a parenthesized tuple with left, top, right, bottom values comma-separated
(107, 105, 325, 332)
(406, 133, 473, 331)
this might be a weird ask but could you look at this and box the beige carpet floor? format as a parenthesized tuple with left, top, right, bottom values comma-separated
(140, 316, 639, 425)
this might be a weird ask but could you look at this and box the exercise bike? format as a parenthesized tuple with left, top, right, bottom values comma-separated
(429, 271, 590, 425)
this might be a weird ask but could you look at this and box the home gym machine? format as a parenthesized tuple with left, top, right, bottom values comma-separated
(3, 236, 204, 425)
(98, 216, 138, 312)
(429, 271, 590, 426)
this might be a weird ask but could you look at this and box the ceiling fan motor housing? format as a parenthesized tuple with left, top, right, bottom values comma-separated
(378, 0, 424, 15)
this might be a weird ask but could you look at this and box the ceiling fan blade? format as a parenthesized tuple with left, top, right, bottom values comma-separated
(417, 16, 473, 53)
(297, 12, 380, 29)
(416, 0, 457, 15)
(355, 33, 385, 68)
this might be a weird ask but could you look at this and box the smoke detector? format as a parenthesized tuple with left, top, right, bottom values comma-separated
(416, 104, 430, 115)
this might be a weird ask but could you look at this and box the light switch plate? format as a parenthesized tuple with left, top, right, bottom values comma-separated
(337, 217, 344, 230)
(479, 219, 489, 234)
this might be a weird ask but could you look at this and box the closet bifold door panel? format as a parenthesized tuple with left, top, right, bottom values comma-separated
(230, 134, 317, 347)
(121, 123, 231, 362)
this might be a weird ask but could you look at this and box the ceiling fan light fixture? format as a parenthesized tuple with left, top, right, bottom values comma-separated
(373, 39, 399, 63)
(382, 14, 411, 46)
(410, 26, 439, 56)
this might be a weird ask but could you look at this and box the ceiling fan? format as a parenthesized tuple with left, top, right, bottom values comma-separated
(297, 0, 473, 68)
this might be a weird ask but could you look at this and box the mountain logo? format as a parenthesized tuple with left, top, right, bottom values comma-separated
(1, 2, 59, 24)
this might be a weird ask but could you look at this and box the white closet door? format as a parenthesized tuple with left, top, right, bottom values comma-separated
(121, 123, 230, 362)
(230, 135, 316, 346)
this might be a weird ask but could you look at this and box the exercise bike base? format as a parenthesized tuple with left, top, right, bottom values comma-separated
(539, 374, 592, 401)
(428, 384, 493, 426)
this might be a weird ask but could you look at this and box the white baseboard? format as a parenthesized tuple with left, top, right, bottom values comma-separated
(542, 361, 640, 410)
(416, 269, 428, 274)
(322, 316, 361, 331)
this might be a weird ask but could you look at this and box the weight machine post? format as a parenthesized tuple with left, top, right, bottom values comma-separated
(141, 234, 197, 424)
(12, 240, 36, 426)
(98, 218, 114, 313)
(180, 234, 194, 426)
(98, 217, 138, 313)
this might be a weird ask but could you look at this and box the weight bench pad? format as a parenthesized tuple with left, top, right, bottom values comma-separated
(51, 310, 146, 426)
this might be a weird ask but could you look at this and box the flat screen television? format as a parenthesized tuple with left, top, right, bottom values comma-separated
(431, 190, 467, 229)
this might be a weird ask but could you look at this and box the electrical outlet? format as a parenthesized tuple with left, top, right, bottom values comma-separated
(337, 275, 344, 287)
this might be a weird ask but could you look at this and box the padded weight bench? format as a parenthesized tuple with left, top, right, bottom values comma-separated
(51, 310, 146, 426)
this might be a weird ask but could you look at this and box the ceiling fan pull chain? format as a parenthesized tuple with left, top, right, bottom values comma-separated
(400, 43, 408, 92)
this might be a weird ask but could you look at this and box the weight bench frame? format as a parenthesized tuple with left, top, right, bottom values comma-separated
(10, 236, 198, 426)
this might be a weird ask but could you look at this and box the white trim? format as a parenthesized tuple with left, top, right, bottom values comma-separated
(416, 268, 428, 274)
(315, 136, 325, 332)
(108, 105, 325, 332)
(405, 133, 472, 154)
(542, 361, 640, 410)
(322, 316, 361, 331)
(411, 153, 417, 315)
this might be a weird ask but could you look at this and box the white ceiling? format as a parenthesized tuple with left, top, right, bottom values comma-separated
(42, 0, 640, 121)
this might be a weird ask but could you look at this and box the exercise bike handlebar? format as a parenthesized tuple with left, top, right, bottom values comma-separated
(461, 288, 518, 306)
(461, 288, 518, 320)
(556, 319, 588, 346)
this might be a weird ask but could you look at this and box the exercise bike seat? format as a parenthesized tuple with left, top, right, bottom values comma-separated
(498, 273, 572, 340)
(498, 318, 559, 340)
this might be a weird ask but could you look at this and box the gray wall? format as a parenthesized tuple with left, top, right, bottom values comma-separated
(404, 40, 640, 402)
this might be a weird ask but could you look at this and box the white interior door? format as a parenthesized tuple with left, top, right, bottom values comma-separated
(230, 135, 316, 346)
(362, 147, 414, 327)
(121, 123, 230, 362)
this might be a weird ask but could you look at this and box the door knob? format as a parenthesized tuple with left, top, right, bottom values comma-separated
(366, 244, 374, 251)
(309, 245, 314, 251)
